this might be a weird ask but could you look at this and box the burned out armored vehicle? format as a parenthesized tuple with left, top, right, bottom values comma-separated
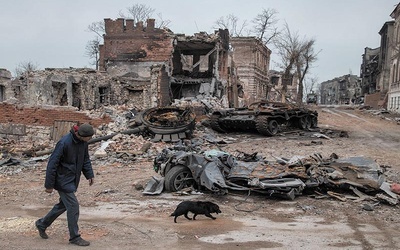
(209, 101, 318, 136)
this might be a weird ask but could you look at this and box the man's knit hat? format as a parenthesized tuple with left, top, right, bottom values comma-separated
(77, 124, 94, 137)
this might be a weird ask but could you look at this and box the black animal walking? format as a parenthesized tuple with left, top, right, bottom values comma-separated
(171, 201, 221, 223)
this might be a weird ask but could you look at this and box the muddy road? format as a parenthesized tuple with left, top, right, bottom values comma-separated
(1, 105, 400, 249)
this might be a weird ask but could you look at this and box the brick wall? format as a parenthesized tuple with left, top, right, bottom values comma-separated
(0, 103, 112, 128)
(364, 92, 382, 109)
(100, 18, 173, 70)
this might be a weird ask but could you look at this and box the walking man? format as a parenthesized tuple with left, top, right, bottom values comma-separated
(35, 123, 95, 246)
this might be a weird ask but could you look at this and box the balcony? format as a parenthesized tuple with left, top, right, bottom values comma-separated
(390, 81, 400, 90)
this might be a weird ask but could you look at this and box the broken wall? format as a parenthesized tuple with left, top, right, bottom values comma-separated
(100, 18, 173, 74)
(0, 69, 12, 102)
(267, 70, 298, 103)
(0, 102, 111, 142)
(364, 92, 383, 109)
(99, 18, 174, 108)
(3, 67, 161, 111)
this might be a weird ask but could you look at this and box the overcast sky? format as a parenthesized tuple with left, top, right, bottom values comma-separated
(0, 0, 398, 82)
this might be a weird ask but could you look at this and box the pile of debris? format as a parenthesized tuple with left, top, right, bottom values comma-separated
(145, 142, 399, 206)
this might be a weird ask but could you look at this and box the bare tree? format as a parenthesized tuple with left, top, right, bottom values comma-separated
(14, 61, 39, 77)
(295, 38, 318, 104)
(85, 4, 170, 68)
(273, 23, 318, 104)
(304, 75, 319, 96)
(85, 37, 101, 70)
(119, 4, 154, 23)
(119, 3, 171, 28)
(155, 12, 171, 29)
(252, 8, 280, 45)
(273, 23, 299, 103)
(213, 14, 248, 37)
(86, 20, 105, 39)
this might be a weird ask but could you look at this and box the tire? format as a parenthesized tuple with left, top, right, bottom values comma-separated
(298, 116, 311, 130)
(256, 116, 278, 136)
(210, 115, 226, 133)
(310, 115, 318, 128)
(267, 120, 279, 135)
(164, 165, 194, 192)
(305, 115, 311, 129)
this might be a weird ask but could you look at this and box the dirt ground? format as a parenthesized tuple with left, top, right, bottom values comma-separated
(1, 105, 400, 250)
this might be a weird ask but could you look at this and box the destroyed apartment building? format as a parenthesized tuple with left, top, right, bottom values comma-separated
(0, 18, 271, 113)
(319, 74, 362, 105)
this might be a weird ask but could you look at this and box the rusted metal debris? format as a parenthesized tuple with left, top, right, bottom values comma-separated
(88, 106, 196, 144)
(132, 106, 196, 142)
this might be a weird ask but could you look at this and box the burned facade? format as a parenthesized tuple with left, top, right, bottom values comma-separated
(319, 74, 361, 105)
(360, 47, 380, 95)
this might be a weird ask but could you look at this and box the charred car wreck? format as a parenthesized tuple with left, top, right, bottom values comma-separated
(145, 144, 397, 204)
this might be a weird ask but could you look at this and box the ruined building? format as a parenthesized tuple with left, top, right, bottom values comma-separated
(267, 70, 298, 103)
(388, 3, 400, 112)
(0, 18, 272, 141)
(230, 37, 271, 106)
(358, 4, 400, 111)
(319, 74, 361, 105)
(377, 21, 395, 94)
(0, 69, 11, 102)
(360, 47, 380, 96)
(98, 18, 232, 110)
(98, 18, 271, 109)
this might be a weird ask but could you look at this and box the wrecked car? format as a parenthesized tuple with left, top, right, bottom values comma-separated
(209, 101, 318, 136)
(146, 145, 397, 203)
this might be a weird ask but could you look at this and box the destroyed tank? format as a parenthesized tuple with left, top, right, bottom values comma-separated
(209, 101, 318, 136)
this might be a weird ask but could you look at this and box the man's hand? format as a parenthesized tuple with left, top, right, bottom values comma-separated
(45, 188, 53, 193)
(88, 178, 94, 186)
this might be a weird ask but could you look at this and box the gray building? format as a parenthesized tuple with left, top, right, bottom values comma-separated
(319, 74, 361, 105)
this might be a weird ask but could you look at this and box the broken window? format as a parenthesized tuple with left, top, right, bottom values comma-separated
(52, 81, 68, 106)
(99, 87, 110, 104)
(72, 83, 82, 110)
(172, 38, 216, 79)
(0, 85, 4, 101)
(13, 85, 22, 101)
(270, 76, 279, 86)
(282, 75, 293, 86)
